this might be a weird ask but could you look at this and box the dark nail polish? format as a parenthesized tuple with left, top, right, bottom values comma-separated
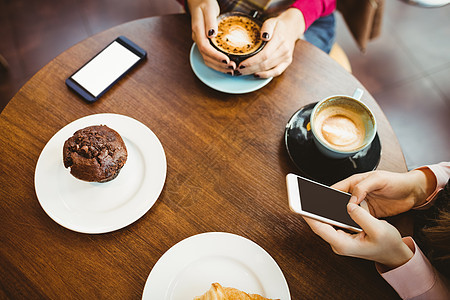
(222, 60, 227, 64)
(228, 66, 234, 69)
(254, 74, 260, 78)
(239, 65, 245, 69)
(227, 72, 232, 75)
(234, 70, 241, 76)
(208, 29, 215, 37)
(262, 32, 269, 39)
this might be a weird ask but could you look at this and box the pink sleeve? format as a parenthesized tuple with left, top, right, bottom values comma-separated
(376, 237, 450, 299)
(290, 0, 336, 30)
(414, 162, 450, 209)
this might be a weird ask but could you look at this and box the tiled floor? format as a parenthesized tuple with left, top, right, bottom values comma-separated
(0, 0, 449, 169)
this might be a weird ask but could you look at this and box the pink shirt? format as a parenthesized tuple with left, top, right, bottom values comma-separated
(179, 0, 337, 30)
(376, 162, 450, 299)
(290, 0, 336, 30)
(376, 238, 450, 299)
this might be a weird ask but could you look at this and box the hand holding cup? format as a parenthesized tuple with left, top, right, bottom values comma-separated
(236, 8, 306, 78)
(209, 12, 266, 66)
(187, 0, 234, 73)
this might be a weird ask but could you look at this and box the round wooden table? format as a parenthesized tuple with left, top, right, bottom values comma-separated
(0, 14, 406, 299)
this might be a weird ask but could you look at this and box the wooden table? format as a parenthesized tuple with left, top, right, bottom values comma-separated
(0, 14, 407, 299)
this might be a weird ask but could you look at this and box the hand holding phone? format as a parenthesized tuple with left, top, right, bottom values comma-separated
(287, 173, 416, 267)
(286, 173, 365, 232)
(66, 36, 147, 102)
(303, 201, 414, 268)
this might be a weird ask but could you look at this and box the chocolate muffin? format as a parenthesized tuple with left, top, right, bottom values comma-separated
(63, 125, 128, 182)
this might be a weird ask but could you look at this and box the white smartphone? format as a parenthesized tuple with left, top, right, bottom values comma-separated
(286, 173, 364, 232)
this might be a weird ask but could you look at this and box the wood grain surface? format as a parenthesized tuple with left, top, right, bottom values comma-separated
(0, 14, 407, 299)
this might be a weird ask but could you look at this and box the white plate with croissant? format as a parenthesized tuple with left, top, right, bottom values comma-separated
(142, 232, 290, 300)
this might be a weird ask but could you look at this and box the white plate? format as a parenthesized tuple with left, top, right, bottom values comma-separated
(34, 113, 167, 234)
(189, 43, 273, 94)
(142, 232, 290, 300)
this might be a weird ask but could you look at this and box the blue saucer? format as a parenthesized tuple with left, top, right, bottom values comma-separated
(189, 43, 272, 94)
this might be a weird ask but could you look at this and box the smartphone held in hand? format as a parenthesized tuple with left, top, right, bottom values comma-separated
(286, 173, 363, 232)
(66, 36, 147, 102)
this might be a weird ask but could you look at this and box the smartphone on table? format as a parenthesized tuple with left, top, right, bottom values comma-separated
(286, 173, 366, 232)
(66, 36, 147, 102)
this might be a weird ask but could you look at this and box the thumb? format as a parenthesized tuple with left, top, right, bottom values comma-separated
(350, 172, 385, 204)
(260, 18, 277, 41)
(203, 7, 219, 37)
(331, 173, 370, 205)
(347, 203, 379, 236)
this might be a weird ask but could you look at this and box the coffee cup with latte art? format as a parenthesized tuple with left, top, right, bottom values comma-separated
(310, 88, 377, 159)
(210, 12, 266, 64)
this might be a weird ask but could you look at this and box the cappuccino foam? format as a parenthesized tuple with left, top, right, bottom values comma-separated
(314, 106, 366, 151)
(211, 15, 262, 56)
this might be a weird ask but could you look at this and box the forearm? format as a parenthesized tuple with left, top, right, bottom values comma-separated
(413, 162, 450, 209)
(278, 8, 306, 40)
(407, 168, 436, 208)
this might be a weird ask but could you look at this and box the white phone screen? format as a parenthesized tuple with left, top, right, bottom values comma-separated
(71, 41, 140, 97)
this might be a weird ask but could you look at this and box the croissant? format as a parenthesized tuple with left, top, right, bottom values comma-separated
(193, 282, 279, 300)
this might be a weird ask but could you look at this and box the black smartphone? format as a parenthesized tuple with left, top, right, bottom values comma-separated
(286, 173, 364, 232)
(65, 36, 147, 102)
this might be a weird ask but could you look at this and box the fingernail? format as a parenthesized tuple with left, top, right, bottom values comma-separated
(228, 65, 234, 69)
(239, 65, 245, 69)
(347, 203, 357, 212)
(254, 74, 260, 78)
(208, 29, 215, 37)
(262, 32, 269, 39)
(227, 72, 232, 75)
(349, 195, 357, 203)
(222, 60, 227, 64)
(234, 70, 241, 76)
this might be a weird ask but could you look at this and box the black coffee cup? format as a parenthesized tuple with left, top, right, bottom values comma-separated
(209, 12, 266, 65)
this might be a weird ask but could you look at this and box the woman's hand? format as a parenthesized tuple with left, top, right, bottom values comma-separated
(332, 169, 436, 218)
(187, 0, 234, 72)
(303, 203, 413, 269)
(236, 8, 305, 78)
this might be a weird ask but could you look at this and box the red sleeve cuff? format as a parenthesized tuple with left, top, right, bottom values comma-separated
(413, 162, 450, 209)
(290, 0, 336, 29)
(177, 0, 187, 11)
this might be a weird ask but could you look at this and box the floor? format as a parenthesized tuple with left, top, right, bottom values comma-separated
(0, 0, 449, 170)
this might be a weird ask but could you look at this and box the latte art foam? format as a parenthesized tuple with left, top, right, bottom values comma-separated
(314, 107, 366, 151)
(211, 15, 262, 56)
(223, 26, 252, 48)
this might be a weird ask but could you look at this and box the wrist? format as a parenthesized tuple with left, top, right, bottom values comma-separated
(381, 241, 414, 270)
(280, 8, 306, 40)
(409, 168, 436, 207)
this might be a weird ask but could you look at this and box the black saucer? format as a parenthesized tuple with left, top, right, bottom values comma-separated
(284, 102, 382, 186)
